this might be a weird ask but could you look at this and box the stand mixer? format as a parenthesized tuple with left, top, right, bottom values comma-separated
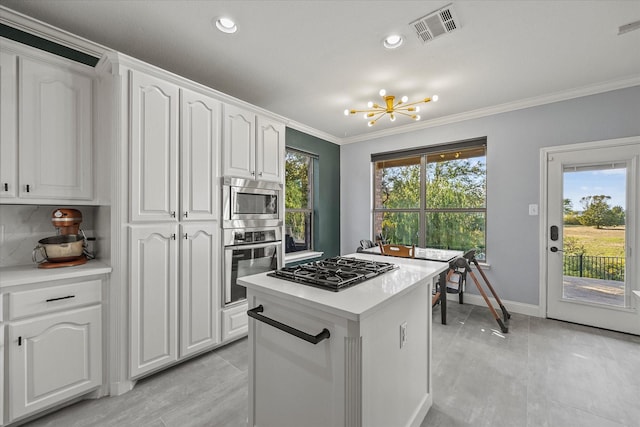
(32, 208, 90, 268)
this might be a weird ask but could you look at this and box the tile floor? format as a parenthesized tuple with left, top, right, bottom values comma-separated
(21, 303, 640, 427)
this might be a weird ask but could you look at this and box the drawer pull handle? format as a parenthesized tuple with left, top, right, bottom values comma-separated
(18, 336, 22, 346)
(45, 295, 76, 303)
(247, 305, 330, 345)
(26, 184, 30, 192)
(3, 183, 7, 191)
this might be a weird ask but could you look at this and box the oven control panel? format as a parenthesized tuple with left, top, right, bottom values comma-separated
(227, 228, 281, 246)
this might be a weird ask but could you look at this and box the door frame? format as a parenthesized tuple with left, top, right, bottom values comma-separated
(538, 136, 640, 319)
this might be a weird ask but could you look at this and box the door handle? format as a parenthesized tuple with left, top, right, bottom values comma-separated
(550, 246, 563, 253)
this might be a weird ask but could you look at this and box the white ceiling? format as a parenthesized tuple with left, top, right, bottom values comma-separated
(2, 1, 639, 144)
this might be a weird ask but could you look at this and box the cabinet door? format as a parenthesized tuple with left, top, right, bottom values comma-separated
(181, 89, 220, 221)
(18, 57, 93, 200)
(0, 51, 18, 200)
(222, 104, 255, 179)
(222, 303, 248, 342)
(180, 223, 220, 357)
(130, 70, 179, 222)
(8, 305, 101, 421)
(0, 324, 4, 426)
(129, 224, 178, 378)
(256, 116, 285, 183)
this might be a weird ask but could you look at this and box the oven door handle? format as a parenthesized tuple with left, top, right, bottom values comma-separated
(225, 242, 281, 251)
(247, 305, 331, 345)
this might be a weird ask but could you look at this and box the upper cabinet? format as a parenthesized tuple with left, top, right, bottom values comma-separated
(223, 104, 285, 183)
(0, 43, 94, 203)
(0, 51, 18, 200)
(180, 88, 221, 222)
(129, 70, 179, 222)
(128, 69, 221, 223)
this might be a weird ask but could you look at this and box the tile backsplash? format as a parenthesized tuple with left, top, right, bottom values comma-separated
(0, 205, 96, 267)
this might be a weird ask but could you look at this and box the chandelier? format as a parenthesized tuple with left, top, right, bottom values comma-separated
(344, 89, 438, 127)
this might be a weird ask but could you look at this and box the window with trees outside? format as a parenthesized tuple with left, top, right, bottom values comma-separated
(285, 148, 315, 253)
(372, 139, 487, 260)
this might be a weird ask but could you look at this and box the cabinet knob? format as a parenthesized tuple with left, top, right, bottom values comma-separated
(184, 211, 188, 218)
(18, 336, 22, 346)
(171, 233, 176, 240)
(184, 233, 188, 240)
(170, 211, 176, 218)
(25, 184, 30, 192)
(259, 172, 263, 177)
(3, 183, 7, 191)
(251, 171, 255, 176)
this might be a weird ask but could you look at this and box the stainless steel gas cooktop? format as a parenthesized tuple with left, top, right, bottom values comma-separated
(267, 256, 397, 291)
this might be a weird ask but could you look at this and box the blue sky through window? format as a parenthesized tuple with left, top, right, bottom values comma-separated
(563, 168, 626, 212)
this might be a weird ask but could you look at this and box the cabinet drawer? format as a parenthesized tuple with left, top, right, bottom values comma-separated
(8, 280, 101, 320)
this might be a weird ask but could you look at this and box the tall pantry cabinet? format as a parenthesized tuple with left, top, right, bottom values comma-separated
(104, 54, 221, 381)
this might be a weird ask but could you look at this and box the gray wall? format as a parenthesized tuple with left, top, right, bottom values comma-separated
(286, 127, 341, 258)
(340, 86, 640, 306)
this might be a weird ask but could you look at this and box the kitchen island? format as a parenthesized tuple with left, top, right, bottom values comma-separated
(238, 253, 449, 427)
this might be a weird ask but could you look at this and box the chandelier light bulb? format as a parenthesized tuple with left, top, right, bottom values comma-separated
(415, 115, 421, 121)
(367, 101, 374, 108)
(401, 96, 408, 103)
(389, 113, 396, 122)
(344, 109, 350, 116)
(379, 89, 386, 97)
(432, 95, 439, 102)
(415, 106, 420, 112)
(368, 121, 374, 127)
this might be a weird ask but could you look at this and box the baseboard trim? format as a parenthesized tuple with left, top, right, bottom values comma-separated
(446, 292, 540, 317)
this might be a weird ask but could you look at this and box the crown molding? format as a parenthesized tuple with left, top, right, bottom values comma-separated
(285, 120, 342, 145)
(0, 6, 108, 58)
(338, 74, 640, 145)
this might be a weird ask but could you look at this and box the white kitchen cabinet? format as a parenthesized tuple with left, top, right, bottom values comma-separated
(180, 88, 220, 221)
(4, 277, 104, 423)
(256, 116, 285, 183)
(221, 302, 249, 342)
(130, 70, 180, 222)
(180, 223, 220, 357)
(0, 51, 18, 200)
(8, 305, 102, 421)
(0, 40, 94, 203)
(129, 224, 179, 378)
(0, 323, 4, 426)
(18, 55, 93, 200)
(223, 104, 285, 183)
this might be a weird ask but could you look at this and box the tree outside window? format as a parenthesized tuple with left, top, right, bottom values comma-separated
(285, 149, 314, 253)
(372, 142, 487, 260)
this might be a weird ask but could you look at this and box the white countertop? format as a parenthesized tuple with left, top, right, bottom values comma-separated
(0, 261, 112, 288)
(239, 252, 449, 321)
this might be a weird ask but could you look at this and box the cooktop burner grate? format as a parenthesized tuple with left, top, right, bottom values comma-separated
(267, 256, 397, 291)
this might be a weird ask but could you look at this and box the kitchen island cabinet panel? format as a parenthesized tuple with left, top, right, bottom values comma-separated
(129, 225, 178, 378)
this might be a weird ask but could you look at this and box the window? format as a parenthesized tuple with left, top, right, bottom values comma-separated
(372, 139, 487, 260)
(285, 149, 315, 253)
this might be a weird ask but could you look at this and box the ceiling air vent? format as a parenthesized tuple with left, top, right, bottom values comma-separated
(410, 3, 459, 43)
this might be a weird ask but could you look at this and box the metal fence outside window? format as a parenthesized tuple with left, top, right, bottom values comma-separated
(563, 254, 625, 282)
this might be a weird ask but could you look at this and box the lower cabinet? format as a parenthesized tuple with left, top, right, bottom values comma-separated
(0, 324, 4, 426)
(7, 303, 102, 421)
(222, 303, 249, 342)
(129, 222, 220, 378)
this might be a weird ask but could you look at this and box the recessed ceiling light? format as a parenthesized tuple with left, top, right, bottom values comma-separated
(383, 34, 404, 49)
(214, 17, 237, 34)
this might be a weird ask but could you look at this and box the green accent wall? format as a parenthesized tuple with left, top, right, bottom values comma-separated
(286, 128, 340, 258)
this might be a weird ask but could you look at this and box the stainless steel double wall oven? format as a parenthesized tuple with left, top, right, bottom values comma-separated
(222, 177, 283, 307)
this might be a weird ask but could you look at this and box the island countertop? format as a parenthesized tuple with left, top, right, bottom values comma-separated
(238, 252, 448, 321)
